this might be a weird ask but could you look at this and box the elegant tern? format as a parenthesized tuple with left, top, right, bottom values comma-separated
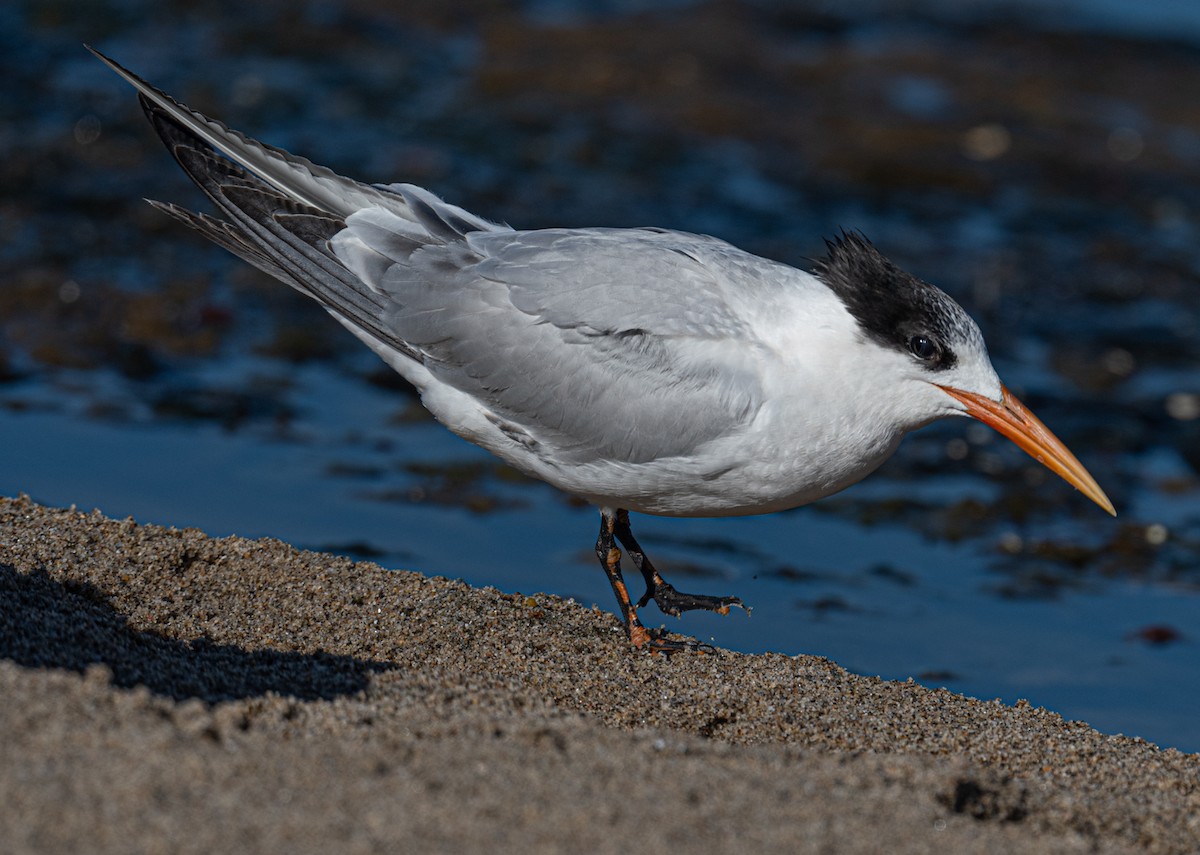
(89, 47, 1114, 651)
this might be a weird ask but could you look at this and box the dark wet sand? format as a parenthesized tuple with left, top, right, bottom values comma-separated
(2, 494, 1197, 854)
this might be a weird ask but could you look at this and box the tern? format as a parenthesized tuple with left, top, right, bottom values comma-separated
(90, 47, 1114, 651)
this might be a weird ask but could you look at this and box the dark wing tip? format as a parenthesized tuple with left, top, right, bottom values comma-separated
(85, 44, 152, 92)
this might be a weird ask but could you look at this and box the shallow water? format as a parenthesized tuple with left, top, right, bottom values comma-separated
(3, 0, 1199, 750)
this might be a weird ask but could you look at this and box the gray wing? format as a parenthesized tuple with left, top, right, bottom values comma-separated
(89, 46, 427, 220)
(362, 226, 766, 464)
(96, 46, 764, 465)
(94, 46, 496, 365)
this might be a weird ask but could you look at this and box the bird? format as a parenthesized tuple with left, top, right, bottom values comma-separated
(89, 46, 1114, 651)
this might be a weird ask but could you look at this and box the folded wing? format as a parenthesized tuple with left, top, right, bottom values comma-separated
(94, 47, 765, 466)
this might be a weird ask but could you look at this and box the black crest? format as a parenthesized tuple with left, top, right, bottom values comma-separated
(813, 232, 976, 371)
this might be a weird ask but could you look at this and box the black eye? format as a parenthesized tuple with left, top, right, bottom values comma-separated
(908, 335, 940, 361)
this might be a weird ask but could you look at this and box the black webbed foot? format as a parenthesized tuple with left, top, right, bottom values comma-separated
(645, 627, 718, 655)
(611, 508, 750, 619)
(637, 581, 747, 618)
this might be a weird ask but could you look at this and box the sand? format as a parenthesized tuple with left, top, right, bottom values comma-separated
(1, 494, 1197, 854)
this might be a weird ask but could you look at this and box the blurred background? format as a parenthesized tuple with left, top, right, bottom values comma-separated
(3, 0, 1199, 749)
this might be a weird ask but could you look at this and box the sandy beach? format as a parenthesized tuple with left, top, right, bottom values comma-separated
(1, 493, 1197, 853)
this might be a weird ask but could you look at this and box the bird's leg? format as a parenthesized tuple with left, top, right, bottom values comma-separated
(595, 508, 654, 648)
(595, 509, 701, 652)
(613, 509, 746, 618)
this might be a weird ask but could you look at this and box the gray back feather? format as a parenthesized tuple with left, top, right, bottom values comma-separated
(348, 224, 765, 464)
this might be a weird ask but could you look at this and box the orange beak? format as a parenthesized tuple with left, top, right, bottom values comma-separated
(936, 384, 1115, 516)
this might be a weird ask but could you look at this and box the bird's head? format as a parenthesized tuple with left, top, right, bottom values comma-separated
(815, 232, 1114, 515)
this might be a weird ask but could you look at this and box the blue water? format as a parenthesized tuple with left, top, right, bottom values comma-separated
(5, 359, 1198, 751)
(3, 0, 1199, 752)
